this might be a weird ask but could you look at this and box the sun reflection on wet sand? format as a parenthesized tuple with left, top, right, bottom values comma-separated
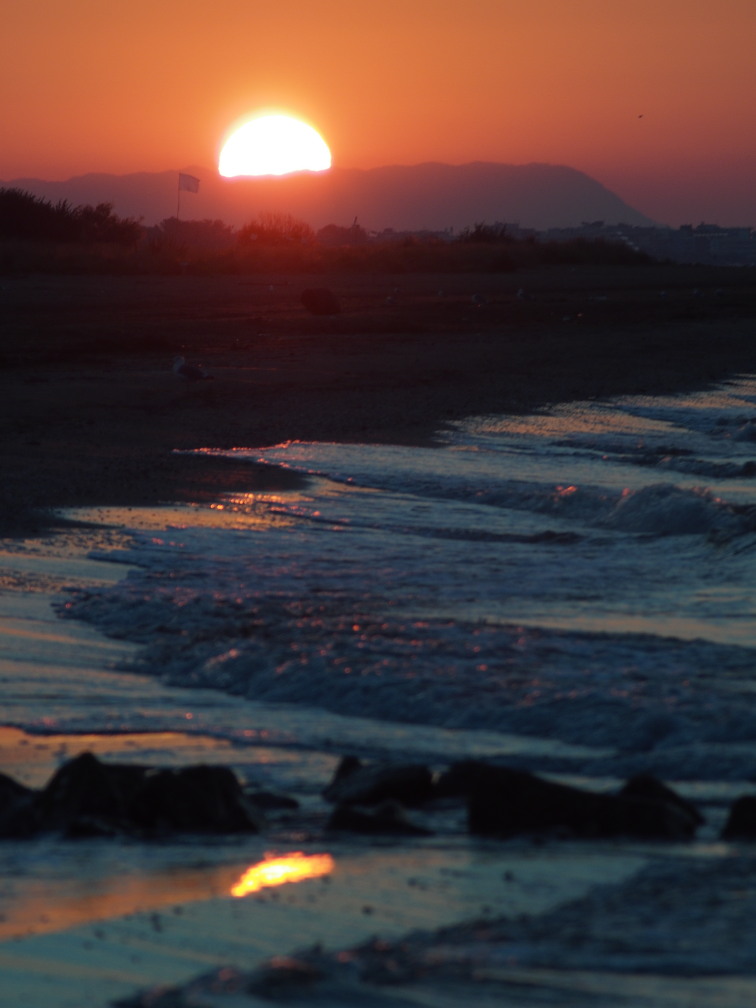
(0, 858, 245, 941)
(231, 853, 334, 897)
(0, 852, 336, 942)
(66, 494, 307, 534)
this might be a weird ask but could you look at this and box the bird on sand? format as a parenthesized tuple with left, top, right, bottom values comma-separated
(172, 355, 214, 381)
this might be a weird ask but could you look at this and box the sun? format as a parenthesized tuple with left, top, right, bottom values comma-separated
(218, 114, 331, 178)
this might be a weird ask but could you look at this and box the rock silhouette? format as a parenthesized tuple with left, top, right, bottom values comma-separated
(323, 756, 434, 807)
(439, 761, 699, 840)
(721, 795, 756, 839)
(0, 752, 262, 838)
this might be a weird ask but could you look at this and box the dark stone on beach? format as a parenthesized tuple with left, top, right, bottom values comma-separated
(721, 795, 756, 839)
(620, 772, 704, 826)
(327, 800, 432, 836)
(300, 287, 341, 315)
(127, 765, 262, 835)
(37, 752, 149, 836)
(0, 771, 38, 837)
(323, 755, 434, 807)
(450, 761, 697, 840)
(0, 770, 32, 803)
(434, 760, 487, 799)
(325, 754, 362, 788)
(0, 752, 262, 838)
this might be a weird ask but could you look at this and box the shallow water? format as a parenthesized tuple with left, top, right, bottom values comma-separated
(59, 374, 756, 783)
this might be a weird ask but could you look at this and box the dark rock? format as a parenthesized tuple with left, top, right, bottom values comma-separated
(434, 759, 488, 799)
(11, 753, 262, 839)
(326, 754, 362, 790)
(620, 773, 704, 826)
(127, 764, 262, 835)
(722, 795, 756, 840)
(0, 771, 39, 837)
(37, 751, 149, 835)
(323, 756, 434, 807)
(327, 800, 432, 836)
(300, 288, 341, 315)
(456, 761, 697, 840)
(0, 770, 32, 803)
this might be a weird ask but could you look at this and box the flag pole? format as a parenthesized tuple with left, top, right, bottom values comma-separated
(176, 173, 198, 220)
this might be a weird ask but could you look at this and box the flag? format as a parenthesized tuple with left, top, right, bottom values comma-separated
(179, 173, 200, 193)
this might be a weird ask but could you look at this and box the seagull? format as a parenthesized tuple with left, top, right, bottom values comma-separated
(172, 355, 214, 381)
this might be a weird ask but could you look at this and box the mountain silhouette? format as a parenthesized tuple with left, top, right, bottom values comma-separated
(3, 162, 656, 232)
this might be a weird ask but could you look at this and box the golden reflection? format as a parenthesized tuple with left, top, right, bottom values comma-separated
(554, 484, 579, 497)
(0, 846, 335, 941)
(64, 492, 309, 534)
(230, 853, 334, 898)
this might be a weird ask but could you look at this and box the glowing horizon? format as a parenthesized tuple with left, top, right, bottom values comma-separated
(4, 1, 756, 226)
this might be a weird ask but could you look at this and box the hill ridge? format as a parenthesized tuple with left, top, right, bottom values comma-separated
(2, 162, 657, 232)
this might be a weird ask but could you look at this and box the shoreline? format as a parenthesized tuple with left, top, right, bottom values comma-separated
(0, 540, 750, 1006)
(1, 264, 755, 534)
(0, 521, 648, 1008)
(3, 262, 756, 1004)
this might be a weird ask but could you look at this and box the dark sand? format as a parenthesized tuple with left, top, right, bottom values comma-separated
(1, 263, 755, 532)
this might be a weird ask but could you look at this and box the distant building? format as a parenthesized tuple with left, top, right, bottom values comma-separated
(541, 221, 756, 266)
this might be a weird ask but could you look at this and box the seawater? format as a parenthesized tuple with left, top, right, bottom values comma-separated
(63, 373, 756, 784)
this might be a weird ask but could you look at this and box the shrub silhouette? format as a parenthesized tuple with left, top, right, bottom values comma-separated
(149, 217, 236, 255)
(316, 222, 369, 247)
(456, 222, 510, 244)
(70, 202, 142, 245)
(0, 188, 141, 245)
(0, 192, 653, 274)
(237, 212, 315, 246)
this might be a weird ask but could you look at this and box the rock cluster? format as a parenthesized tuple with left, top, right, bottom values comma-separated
(4, 750, 756, 843)
(323, 756, 704, 841)
(0, 752, 263, 838)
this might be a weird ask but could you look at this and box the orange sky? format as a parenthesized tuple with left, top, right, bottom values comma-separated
(3, 0, 755, 225)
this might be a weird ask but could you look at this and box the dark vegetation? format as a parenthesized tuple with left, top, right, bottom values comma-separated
(0, 187, 142, 245)
(0, 187, 651, 275)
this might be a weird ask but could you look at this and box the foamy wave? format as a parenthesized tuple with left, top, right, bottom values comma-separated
(600, 483, 747, 536)
(62, 561, 756, 776)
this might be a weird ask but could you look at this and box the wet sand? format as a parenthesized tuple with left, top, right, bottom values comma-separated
(1, 264, 755, 532)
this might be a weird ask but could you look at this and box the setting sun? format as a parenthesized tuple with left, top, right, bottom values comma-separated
(219, 115, 331, 178)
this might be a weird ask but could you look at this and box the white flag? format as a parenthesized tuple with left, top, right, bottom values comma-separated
(179, 173, 200, 193)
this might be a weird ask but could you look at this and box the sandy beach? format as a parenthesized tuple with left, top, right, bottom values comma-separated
(2, 263, 756, 1006)
(2, 264, 756, 533)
